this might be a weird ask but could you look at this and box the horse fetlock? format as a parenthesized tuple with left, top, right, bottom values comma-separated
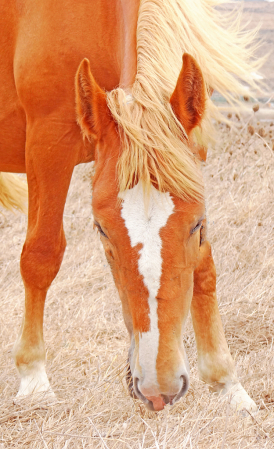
(198, 351, 237, 385)
(13, 335, 45, 367)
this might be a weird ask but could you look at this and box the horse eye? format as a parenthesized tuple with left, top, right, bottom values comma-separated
(94, 221, 108, 238)
(191, 221, 202, 235)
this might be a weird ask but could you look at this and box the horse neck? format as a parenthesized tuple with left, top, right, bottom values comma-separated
(119, 0, 139, 89)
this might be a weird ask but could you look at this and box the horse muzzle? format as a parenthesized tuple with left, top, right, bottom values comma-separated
(133, 373, 189, 411)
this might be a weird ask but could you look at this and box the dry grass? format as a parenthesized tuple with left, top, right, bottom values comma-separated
(1, 115, 274, 447)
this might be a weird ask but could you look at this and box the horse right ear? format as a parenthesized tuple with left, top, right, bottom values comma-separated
(170, 53, 206, 135)
(75, 58, 111, 139)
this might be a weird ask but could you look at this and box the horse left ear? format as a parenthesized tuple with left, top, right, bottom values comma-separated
(170, 53, 206, 135)
(75, 58, 110, 139)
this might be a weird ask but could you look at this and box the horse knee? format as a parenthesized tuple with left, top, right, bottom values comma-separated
(20, 233, 66, 290)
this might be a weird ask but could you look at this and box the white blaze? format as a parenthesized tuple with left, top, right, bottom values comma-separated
(120, 182, 174, 389)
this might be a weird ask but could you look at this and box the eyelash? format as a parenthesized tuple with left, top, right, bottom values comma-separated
(94, 222, 108, 238)
(191, 221, 202, 235)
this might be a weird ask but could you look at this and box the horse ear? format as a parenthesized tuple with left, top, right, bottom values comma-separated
(170, 53, 206, 135)
(75, 58, 110, 139)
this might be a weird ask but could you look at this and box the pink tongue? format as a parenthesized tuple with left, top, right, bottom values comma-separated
(147, 396, 166, 411)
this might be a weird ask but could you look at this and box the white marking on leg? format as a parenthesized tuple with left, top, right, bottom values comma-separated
(16, 361, 54, 398)
(120, 183, 174, 390)
(222, 382, 257, 413)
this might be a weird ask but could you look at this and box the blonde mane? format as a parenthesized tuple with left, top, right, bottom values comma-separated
(0, 173, 27, 213)
(107, 0, 263, 201)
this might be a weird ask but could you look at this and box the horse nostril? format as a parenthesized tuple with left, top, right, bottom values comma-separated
(175, 374, 189, 402)
(133, 377, 155, 411)
(133, 376, 139, 392)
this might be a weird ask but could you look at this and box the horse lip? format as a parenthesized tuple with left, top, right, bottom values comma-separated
(146, 395, 166, 411)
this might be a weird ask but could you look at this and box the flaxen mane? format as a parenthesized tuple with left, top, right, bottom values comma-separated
(107, 0, 263, 201)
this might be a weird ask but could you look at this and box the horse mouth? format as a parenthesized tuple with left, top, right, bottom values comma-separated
(131, 374, 189, 411)
(133, 378, 179, 411)
(126, 361, 189, 411)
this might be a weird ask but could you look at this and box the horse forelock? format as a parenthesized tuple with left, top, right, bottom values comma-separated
(107, 87, 204, 202)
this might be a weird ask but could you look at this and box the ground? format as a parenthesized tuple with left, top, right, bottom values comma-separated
(0, 111, 274, 448)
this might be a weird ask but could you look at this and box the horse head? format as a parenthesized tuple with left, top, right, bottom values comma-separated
(75, 54, 206, 411)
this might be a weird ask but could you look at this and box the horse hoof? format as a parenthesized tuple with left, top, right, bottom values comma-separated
(215, 382, 258, 414)
(14, 388, 57, 407)
(226, 383, 257, 414)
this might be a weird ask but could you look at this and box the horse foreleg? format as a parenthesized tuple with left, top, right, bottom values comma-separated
(12, 122, 77, 399)
(191, 240, 257, 412)
(13, 287, 56, 399)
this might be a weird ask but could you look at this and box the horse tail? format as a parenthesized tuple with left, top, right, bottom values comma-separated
(0, 173, 28, 213)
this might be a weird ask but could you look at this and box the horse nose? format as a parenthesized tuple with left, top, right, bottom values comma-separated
(133, 373, 189, 411)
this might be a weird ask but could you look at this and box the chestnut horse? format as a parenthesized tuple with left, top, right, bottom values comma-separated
(0, 0, 262, 412)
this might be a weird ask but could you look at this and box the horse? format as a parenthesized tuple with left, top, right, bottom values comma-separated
(0, 0, 262, 412)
